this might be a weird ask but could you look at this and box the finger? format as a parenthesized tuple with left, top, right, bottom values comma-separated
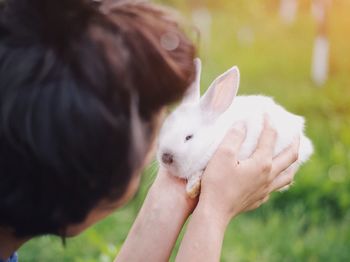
(245, 203, 260, 212)
(252, 115, 277, 162)
(244, 193, 270, 212)
(261, 195, 270, 204)
(269, 166, 298, 192)
(270, 136, 300, 179)
(215, 122, 246, 162)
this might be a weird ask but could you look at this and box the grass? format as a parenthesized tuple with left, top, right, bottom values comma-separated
(19, 0, 350, 261)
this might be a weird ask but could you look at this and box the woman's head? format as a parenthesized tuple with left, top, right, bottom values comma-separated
(0, 0, 196, 237)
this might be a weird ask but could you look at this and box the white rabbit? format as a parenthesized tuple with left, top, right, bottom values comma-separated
(157, 58, 314, 198)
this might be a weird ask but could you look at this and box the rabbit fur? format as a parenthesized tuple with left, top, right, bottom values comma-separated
(157, 58, 313, 197)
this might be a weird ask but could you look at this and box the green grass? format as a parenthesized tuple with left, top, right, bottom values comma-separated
(19, 0, 350, 261)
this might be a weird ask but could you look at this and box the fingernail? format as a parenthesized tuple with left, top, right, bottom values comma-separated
(233, 121, 246, 132)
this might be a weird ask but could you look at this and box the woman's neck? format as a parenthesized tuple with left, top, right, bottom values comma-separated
(0, 229, 29, 260)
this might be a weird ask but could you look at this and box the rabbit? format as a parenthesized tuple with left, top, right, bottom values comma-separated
(157, 58, 314, 198)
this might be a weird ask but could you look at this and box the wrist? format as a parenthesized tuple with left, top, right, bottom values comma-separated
(150, 169, 197, 214)
(148, 181, 193, 220)
(116, 171, 194, 262)
(196, 198, 236, 230)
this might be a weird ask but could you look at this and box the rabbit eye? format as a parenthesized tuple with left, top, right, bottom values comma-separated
(185, 135, 193, 142)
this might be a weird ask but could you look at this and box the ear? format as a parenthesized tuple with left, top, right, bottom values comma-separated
(180, 58, 202, 105)
(200, 66, 240, 115)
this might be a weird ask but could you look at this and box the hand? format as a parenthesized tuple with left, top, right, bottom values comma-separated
(150, 167, 198, 215)
(198, 117, 300, 225)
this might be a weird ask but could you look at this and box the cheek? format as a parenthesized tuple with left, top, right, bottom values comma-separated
(120, 175, 141, 204)
(64, 176, 141, 237)
(144, 140, 157, 167)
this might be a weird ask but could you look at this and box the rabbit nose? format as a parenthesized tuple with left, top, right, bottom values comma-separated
(162, 153, 174, 165)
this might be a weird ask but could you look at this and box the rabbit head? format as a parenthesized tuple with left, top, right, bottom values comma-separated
(157, 59, 241, 179)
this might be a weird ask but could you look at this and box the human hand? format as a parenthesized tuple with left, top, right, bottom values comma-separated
(198, 117, 300, 225)
(151, 167, 198, 215)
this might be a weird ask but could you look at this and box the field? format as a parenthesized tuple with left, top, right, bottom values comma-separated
(20, 0, 350, 261)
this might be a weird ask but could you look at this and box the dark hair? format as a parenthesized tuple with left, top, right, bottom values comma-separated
(0, 0, 196, 237)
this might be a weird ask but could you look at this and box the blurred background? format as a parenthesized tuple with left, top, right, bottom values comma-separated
(20, 0, 350, 261)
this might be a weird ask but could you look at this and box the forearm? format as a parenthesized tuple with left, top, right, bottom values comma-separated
(175, 203, 229, 262)
(115, 173, 193, 262)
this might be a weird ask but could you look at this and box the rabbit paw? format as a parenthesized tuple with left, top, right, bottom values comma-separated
(186, 172, 202, 198)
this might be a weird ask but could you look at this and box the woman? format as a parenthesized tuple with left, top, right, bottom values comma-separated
(0, 0, 299, 261)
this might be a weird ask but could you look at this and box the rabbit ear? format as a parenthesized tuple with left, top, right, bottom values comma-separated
(181, 58, 202, 105)
(200, 66, 240, 115)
